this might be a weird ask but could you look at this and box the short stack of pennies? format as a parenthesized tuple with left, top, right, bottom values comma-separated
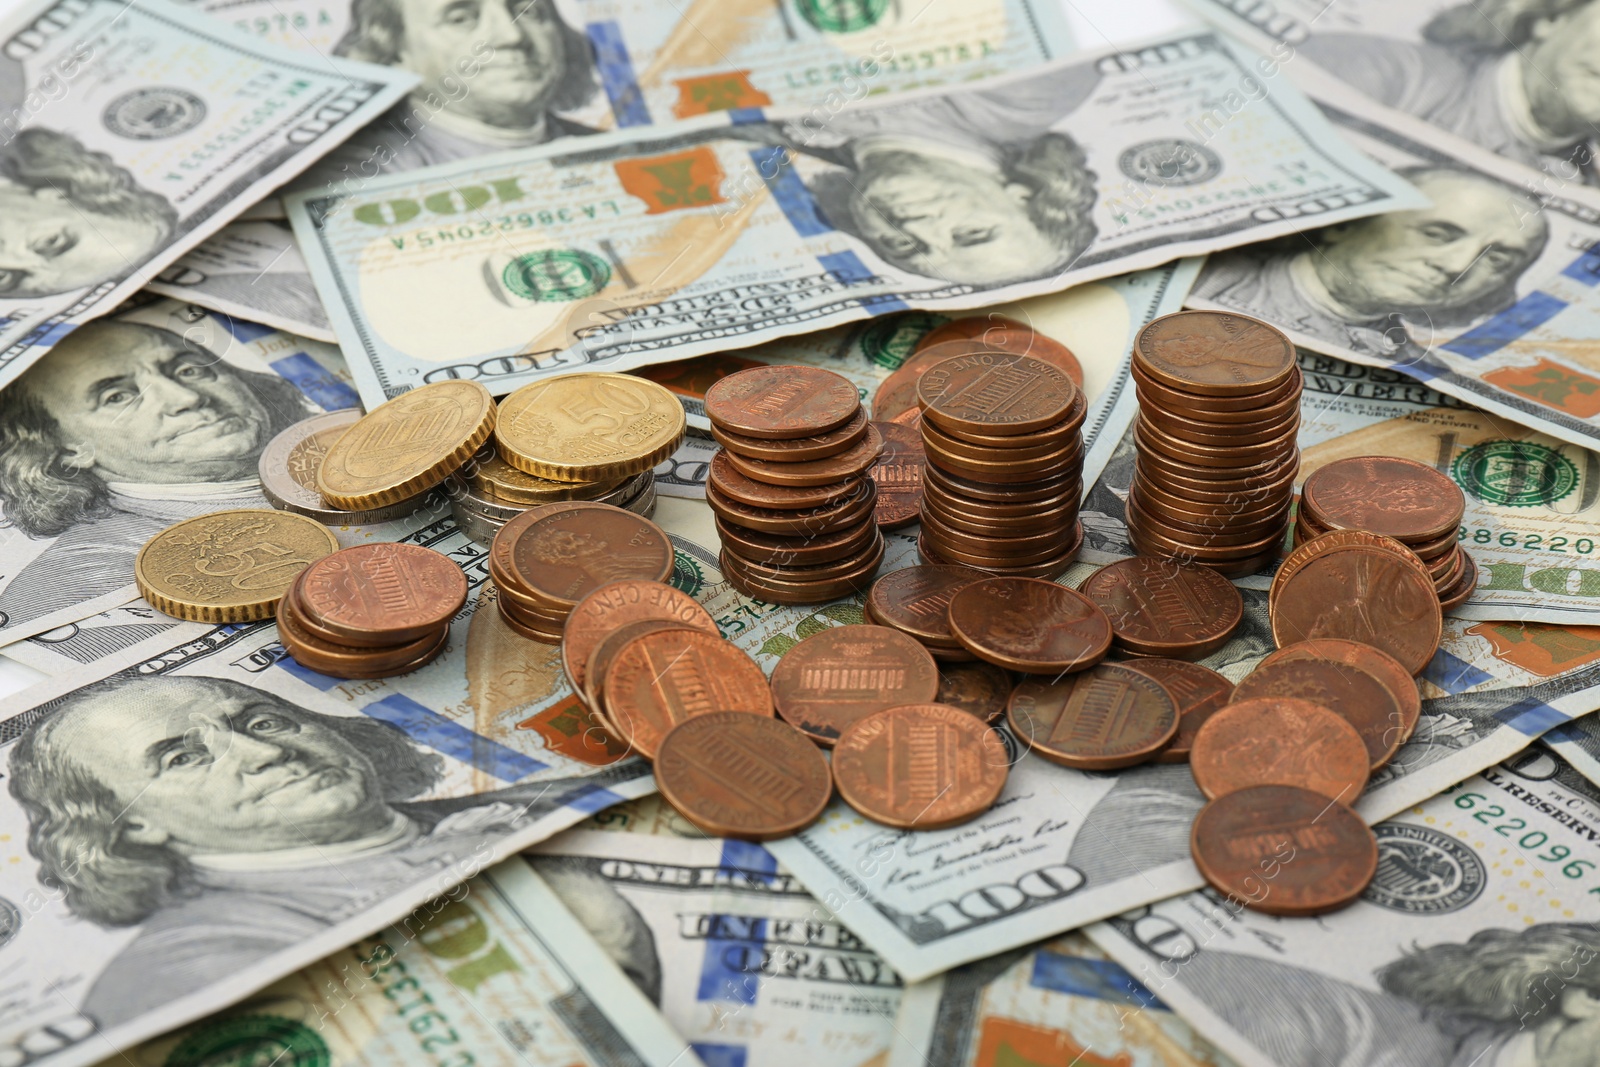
(706, 366, 886, 604)
(1125, 310, 1302, 577)
(916, 345, 1086, 580)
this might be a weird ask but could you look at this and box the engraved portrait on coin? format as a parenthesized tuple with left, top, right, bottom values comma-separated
(0, 317, 316, 629)
(6, 672, 639, 1030)
(1193, 165, 1547, 360)
(771, 64, 1102, 287)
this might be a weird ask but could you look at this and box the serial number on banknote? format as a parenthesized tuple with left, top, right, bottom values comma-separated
(1448, 783, 1600, 889)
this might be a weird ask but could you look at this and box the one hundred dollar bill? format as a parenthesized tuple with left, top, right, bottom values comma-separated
(889, 932, 1237, 1067)
(0, 0, 415, 389)
(0, 301, 363, 649)
(1183, 0, 1600, 201)
(283, 30, 1423, 408)
(762, 566, 1600, 981)
(1188, 80, 1600, 451)
(1081, 350, 1600, 624)
(1089, 750, 1600, 1067)
(101, 860, 700, 1067)
(147, 222, 337, 342)
(529, 798, 903, 1067)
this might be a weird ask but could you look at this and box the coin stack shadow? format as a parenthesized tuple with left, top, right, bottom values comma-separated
(1126, 312, 1302, 577)
(276, 544, 466, 678)
(706, 367, 887, 605)
(915, 352, 1085, 580)
(1296, 456, 1475, 611)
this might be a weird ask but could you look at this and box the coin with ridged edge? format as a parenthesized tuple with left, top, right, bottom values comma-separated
(260, 409, 436, 524)
(137, 509, 338, 623)
(655, 713, 833, 841)
(495, 373, 685, 482)
(831, 703, 1008, 830)
(317, 381, 495, 509)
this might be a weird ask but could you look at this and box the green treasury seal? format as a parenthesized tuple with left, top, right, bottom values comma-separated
(501, 250, 611, 302)
(795, 0, 892, 33)
(165, 1015, 331, 1067)
(1452, 440, 1580, 507)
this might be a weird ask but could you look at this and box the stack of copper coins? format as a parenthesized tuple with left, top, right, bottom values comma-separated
(915, 349, 1085, 580)
(1126, 311, 1301, 577)
(1296, 456, 1474, 611)
(277, 543, 466, 678)
(871, 317, 1086, 426)
(489, 502, 676, 642)
(705, 366, 886, 605)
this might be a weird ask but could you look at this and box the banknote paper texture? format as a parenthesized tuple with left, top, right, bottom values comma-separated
(889, 932, 1236, 1067)
(1082, 351, 1600, 624)
(285, 30, 1424, 407)
(147, 222, 338, 342)
(1190, 80, 1600, 450)
(529, 802, 902, 1067)
(108, 860, 701, 1067)
(0, 0, 415, 387)
(1090, 751, 1600, 1067)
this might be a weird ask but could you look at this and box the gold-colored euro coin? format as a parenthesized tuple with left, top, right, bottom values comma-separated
(495, 373, 685, 483)
(136, 509, 339, 623)
(470, 450, 624, 504)
(317, 381, 496, 509)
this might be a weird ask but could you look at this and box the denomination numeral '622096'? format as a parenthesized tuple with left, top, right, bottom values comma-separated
(194, 541, 313, 591)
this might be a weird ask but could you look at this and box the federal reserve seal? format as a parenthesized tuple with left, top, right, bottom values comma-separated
(501, 250, 611, 302)
(671, 547, 708, 597)
(859, 312, 948, 370)
(1452, 441, 1579, 507)
(1363, 824, 1486, 914)
(795, 0, 891, 32)
(1118, 140, 1222, 186)
(104, 88, 207, 140)
(165, 1015, 330, 1067)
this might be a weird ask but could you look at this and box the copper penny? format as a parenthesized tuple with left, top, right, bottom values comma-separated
(769, 624, 940, 744)
(920, 492, 1079, 537)
(1079, 556, 1243, 660)
(867, 564, 989, 646)
(915, 318, 1086, 387)
(723, 424, 883, 487)
(705, 365, 860, 439)
(1191, 785, 1377, 916)
(296, 543, 467, 647)
(1260, 638, 1421, 749)
(715, 515, 877, 567)
(1133, 361, 1303, 414)
(1231, 657, 1403, 769)
(561, 578, 718, 697)
(872, 361, 928, 422)
(921, 418, 1078, 464)
(502, 503, 673, 611)
(1189, 697, 1370, 802)
(1439, 551, 1478, 612)
(919, 353, 1077, 437)
(284, 624, 449, 680)
(602, 629, 772, 759)
(1270, 540, 1441, 675)
(709, 451, 861, 509)
(725, 530, 884, 584)
(831, 704, 1008, 830)
(922, 529, 1084, 582)
(277, 583, 444, 674)
(871, 421, 925, 530)
(707, 480, 877, 536)
(495, 595, 564, 644)
(935, 662, 1013, 723)
(582, 618, 702, 715)
(719, 538, 884, 605)
(711, 407, 869, 462)
(923, 463, 1076, 504)
(1270, 529, 1430, 607)
(655, 712, 832, 840)
(1133, 311, 1296, 397)
(1119, 658, 1233, 763)
(1007, 663, 1178, 770)
(1301, 456, 1464, 542)
(913, 316, 1031, 353)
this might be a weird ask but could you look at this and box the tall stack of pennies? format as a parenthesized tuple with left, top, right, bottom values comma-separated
(705, 366, 886, 605)
(1296, 455, 1475, 610)
(1125, 311, 1301, 577)
(916, 346, 1085, 580)
(449, 372, 683, 543)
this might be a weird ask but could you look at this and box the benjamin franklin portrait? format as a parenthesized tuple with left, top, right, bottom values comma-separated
(0, 318, 313, 629)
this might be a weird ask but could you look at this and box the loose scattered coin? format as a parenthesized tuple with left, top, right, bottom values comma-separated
(583, 618, 703, 722)
(1231, 657, 1404, 770)
(602, 629, 772, 759)
(1189, 697, 1370, 802)
(1260, 638, 1421, 748)
(1007, 664, 1179, 769)
(935, 662, 1014, 724)
(561, 579, 719, 698)
(1120, 658, 1234, 763)
(1191, 785, 1377, 916)
(137, 509, 339, 623)
(655, 713, 833, 841)
(495, 373, 685, 482)
(769, 625, 941, 744)
(317, 380, 496, 510)
(832, 704, 1008, 830)
(1080, 556, 1243, 659)
(260, 410, 437, 525)
(947, 577, 1112, 674)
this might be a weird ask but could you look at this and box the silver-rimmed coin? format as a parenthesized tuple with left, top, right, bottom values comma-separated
(260, 409, 438, 525)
